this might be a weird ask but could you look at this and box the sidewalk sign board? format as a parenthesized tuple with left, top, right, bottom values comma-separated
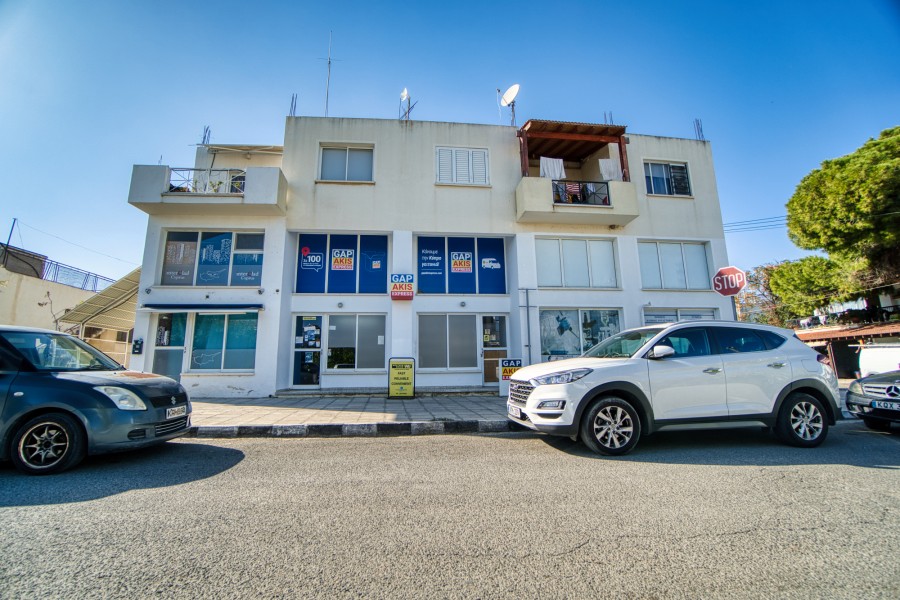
(389, 357, 415, 398)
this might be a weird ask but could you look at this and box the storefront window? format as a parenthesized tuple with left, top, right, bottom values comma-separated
(190, 313, 258, 371)
(540, 309, 621, 361)
(325, 315, 385, 370)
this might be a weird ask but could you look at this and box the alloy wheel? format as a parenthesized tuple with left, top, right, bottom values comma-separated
(18, 422, 70, 470)
(789, 401, 824, 441)
(593, 405, 634, 449)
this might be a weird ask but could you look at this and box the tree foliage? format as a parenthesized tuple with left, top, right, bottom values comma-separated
(735, 263, 797, 326)
(767, 256, 849, 317)
(786, 126, 900, 282)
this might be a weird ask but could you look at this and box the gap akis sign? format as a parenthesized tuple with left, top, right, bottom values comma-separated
(390, 274, 414, 300)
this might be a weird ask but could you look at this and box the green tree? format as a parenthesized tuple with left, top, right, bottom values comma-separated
(768, 256, 849, 316)
(787, 126, 900, 285)
(735, 263, 797, 327)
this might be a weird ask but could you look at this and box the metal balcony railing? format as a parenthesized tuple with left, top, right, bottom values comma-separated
(552, 180, 611, 206)
(1, 245, 114, 292)
(168, 169, 246, 194)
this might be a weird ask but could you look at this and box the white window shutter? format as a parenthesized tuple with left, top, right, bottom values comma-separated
(471, 150, 488, 184)
(454, 149, 471, 184)
(436, 148, 453, 183)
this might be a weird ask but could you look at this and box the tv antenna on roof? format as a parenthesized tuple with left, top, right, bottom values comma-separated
(499, 84, 520, 127)
(399, 87, 417, 121)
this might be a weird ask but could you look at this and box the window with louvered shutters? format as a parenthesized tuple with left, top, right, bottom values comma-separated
(436, 147, 489, 185)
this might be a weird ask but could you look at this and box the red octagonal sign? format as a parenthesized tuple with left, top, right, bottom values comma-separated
(712, 266, 747, 297)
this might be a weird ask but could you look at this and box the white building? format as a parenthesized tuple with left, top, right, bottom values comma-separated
(127, 117, 733, 398)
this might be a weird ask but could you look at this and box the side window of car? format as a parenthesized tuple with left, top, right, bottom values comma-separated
(713, 328, 768, 354)
(0, 343, 22, 371)
(659, 328, 711, 357)
(758, 330, 786, 350)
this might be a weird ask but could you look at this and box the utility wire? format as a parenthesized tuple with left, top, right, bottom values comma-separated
(737, 280, 899, 315)
(15, 221, 140, 265)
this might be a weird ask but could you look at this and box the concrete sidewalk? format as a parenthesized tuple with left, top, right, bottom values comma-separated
(187, 394, 518, 438)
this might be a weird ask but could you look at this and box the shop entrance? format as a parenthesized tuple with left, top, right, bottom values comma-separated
(292, 315, 322, 386)
(481, 315, 507, 385)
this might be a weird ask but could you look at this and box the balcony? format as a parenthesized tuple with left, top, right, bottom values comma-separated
(515, 177, 639, 226)
(128, 165, 287, 216)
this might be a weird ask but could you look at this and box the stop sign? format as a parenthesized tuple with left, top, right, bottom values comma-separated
(712, 266, 747, 296)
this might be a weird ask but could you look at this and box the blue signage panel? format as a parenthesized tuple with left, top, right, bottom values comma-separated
(197, 232, 232, 286)
(231, 253, 263, 286)
(359, 235, 388, 294)
(417, 236, 446, 294)
(296, 234, 327, 293)
(328, 234, 358, 294)
(448, 237, 476, 294)
(477, 237, 506, 294)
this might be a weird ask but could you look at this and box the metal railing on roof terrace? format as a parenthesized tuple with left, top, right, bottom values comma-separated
(168, 168, 246, 194)
(1, 245, 114, 292)
(552, 180, 611, 206)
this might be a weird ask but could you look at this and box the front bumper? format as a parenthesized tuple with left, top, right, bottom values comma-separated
(845, 391, 900, 424)
(507, 380, 580, 437)
(84, 404, 193, 455)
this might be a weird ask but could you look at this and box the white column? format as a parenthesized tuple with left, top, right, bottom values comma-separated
(390, 230, 414, 358)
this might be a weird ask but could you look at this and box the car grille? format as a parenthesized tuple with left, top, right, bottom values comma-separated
(148, 391, 190, 408)
(509, 381, 534, 406)
(862, 383, 900, 400)
(155, 416, 189, 437)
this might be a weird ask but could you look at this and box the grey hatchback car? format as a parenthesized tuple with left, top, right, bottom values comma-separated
(0, 326, 191, 475)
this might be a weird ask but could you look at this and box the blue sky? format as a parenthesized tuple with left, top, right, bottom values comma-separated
(1, 0, 898, 281)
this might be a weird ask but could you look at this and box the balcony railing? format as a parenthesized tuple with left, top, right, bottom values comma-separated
(168, 169, 246, 194)
(552, 180, 610, 206)
(1, 244, 114, 292)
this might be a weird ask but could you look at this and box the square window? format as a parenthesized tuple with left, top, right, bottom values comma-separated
(644, 161, 691, 196)
(320, 146, 374, 181)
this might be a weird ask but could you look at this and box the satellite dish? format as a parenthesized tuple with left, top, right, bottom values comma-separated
(500, 84, 520, 107)
(400, 88, 409, 102)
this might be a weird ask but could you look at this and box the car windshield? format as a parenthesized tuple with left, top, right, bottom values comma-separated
(583, 327, 664, 359)
(0, 331, 122, 372)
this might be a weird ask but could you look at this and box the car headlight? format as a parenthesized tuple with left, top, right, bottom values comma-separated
(848, 381, 862, 395)
(531, 368, 592, 386)
(94, 386, 147, 411)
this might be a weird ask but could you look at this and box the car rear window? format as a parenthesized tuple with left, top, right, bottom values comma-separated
(758, 330, 787, 350)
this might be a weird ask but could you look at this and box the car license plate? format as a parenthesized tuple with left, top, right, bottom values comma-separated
(872, 401, 900, 411)
(508, 405, 521, 419)
(166, 406, 187, 419)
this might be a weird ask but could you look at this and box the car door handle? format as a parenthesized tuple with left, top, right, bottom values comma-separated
(703, 368, 722, 374)
(767, 362, 786, 369)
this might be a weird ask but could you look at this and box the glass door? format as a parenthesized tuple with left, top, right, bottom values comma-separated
(481, 315, 507, 385)
(152, 313, 186, 381)
(292, 315, 322, 386)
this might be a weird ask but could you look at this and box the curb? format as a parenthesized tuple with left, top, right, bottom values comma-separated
(188, 419, 529, 439)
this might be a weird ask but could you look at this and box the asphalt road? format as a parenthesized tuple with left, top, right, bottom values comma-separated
(1, 421, 898, 599)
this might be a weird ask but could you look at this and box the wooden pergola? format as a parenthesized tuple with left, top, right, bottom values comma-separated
(516, 119, 630, 181)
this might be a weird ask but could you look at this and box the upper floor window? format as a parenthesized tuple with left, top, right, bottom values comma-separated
(161, 231, 264, 287)
(417, 236, 505, 294)
(644, 162, 691, 196)
(643, 308, 716, 324)
(638, 241, 710, 290)
(296, 234, 388, 294)
(320, 146, 373, 181)
(535, 238, 617, 288)
(436, 147, 489, 185)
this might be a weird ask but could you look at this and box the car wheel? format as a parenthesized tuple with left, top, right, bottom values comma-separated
(776, 393, 828, 448)
(580, 397, 641, 456)
(10, 413, 86, 475)
(861, 417, 892, 432)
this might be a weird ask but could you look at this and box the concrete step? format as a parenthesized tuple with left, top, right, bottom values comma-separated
(274, 386, 502, 398)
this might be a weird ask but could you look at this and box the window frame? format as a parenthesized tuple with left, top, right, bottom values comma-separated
(539, 308, 622, 361)
(187, 312, 259, 373)
(644, 160, 692, 196)
(638, 241, 711, 290)
(323, 313, 387, 372)
(535, 237, 618, 289)
(160, 230, 264, 287)
(643, 308, 717, 325)
(435, 146, 490, 186)
(416, 313, 480, 371)
(318, 144, 375, 182)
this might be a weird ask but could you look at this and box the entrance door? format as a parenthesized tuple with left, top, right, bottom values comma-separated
(292, 315, 322, 386)
(152, 313, 186, 382)
(482, 315, 507, 385)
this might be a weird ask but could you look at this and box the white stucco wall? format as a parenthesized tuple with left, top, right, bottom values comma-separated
(0, 267, 95, 330)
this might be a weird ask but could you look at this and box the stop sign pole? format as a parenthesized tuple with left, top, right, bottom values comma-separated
(712, 266, 747, 321)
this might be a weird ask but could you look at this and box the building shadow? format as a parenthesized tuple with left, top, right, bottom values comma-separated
(0, 441, 244, 507)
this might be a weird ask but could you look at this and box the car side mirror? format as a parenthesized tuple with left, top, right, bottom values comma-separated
(649, 345, 675, 359)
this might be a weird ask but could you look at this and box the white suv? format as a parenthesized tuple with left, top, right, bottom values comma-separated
(508, 321, 840, 455)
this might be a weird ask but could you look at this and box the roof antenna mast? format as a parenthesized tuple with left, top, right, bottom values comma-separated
(324, 31, 333, 117)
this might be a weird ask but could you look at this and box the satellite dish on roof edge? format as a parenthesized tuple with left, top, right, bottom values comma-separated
(500, 84, 519, 107)
(400, 88, 409, 102)
(499, 83, 520, 126)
